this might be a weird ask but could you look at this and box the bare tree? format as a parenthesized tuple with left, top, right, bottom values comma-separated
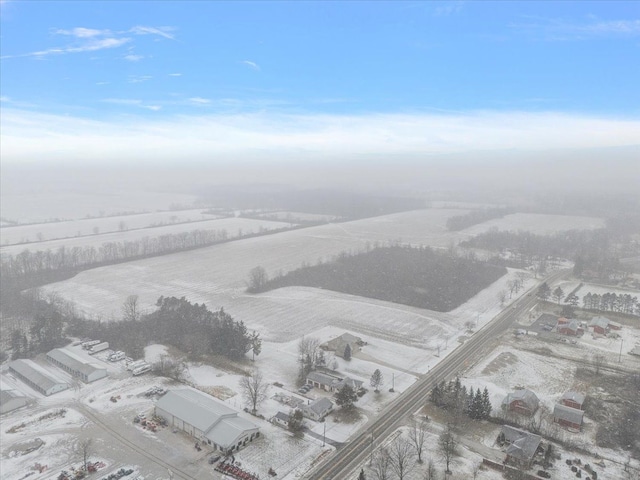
(122, 294, 140, 322)
(297, 336, 322, 382)
(498, 290, 507, 306)
(408, 418, 428, 463)
(438, 424, 457, 474)
(240, 368, 269, 415)
(371, 448, 392, 480)
(592, 353, 606, 375)
(78, 438, 92, 471)
(247, 266, 268, 292)
(370, 369, 384, 393)
(388, 437, 416, 480)
(424, 458, 437, 480)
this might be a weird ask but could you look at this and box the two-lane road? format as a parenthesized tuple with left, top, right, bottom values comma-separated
(307, 269, 568, 479)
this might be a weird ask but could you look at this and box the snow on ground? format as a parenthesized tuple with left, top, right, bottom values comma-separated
(1, 217, 293, 256)
(256, 211, 340, 222)
(551, 279, 640, 305)
(0, 209, 220, 246)
(144, 344, 168, 364)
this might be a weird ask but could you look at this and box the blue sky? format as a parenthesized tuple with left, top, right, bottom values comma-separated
(1, 1, 639, 165)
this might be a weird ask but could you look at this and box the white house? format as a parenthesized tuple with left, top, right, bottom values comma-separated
(8, 359, 69, 396)
(302, 397, 334, 421)
(155, 389, 260, 453)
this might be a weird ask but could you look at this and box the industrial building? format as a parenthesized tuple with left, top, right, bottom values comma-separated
(0, 389, 28, 414)
(8, 359, 69, 396)
(46, 348, 108, 383)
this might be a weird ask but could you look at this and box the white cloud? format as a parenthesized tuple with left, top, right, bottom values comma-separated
(168, 73, 182, 77)
(241, 60, 260, 71)
(101, 98, 161, 111)
(2, 109, 639, 166)
(188, 97, 211, 105)
(54, 27, 111, 38)
(2, 37, 130, 59)
(124, 54, 144, 62)
(130, 25, 176, 40)
(511, 17, 640, 40)
(433, 1, 463, 17)
(127, 75, 152, 84)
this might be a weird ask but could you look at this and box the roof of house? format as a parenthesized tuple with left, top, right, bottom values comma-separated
(46, 348, 106, 377)
(307, 371, 341, 387)
(629, 346, 640, 357)
(560, 319, 580, 331)
(501, 425, 542, 462)
(155, 389, 258, 448)
(553, 404, 584, 425)
(590, 316, 610, 329)
(305, 397, 333, 415)
(9, 359, 68, 392)
(561, 391, 585, 405)
(274, 411, 290, 422)
(502, 389, 540, 410)
(337, 377, 364, 390)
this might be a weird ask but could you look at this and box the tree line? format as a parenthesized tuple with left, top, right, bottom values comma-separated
(430, 377, 492, 421)
(445, 207, 512, 231)
(582, 292, 639, 316)
(248, 245, 506, 312)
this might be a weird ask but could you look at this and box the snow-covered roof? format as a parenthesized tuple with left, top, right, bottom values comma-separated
(155, 389, 258, 448)
(46, 348, 106, 377)
(589, 316, 610, 329)
(501, 426, 541, 462)
(9, 359, 68, 392)
(0, 389, 26, 404)
(502, 389, 539, 410)
(307, 371, 341, 387)
(554, 404, 584, 425)
(306, 397, 333, 415)
(274, 411, 290, 422)
(337, 377, 364, 390)
(561, 391, 585, 405)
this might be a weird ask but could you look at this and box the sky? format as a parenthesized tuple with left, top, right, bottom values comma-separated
(1, 1, 639, 172)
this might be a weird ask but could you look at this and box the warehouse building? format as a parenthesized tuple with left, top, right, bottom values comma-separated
(8, 359, 69, 396)
(155, 389, 260, 453)
(0, 389, 28, 414)
(46, 348, 108, 383)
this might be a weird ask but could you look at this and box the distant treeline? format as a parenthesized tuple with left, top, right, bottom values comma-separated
(249, 245, 506, 312)
(460, 228, 621, 279)
(197, 187, 425, 219)
(582, 292, 639, 316)
(445, 207, 513, 231)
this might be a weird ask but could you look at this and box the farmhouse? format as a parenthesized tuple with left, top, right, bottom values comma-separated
(46, 348, 108, 383)
(306, 371, 363, 393)
(561, 391, 585, 410)
(590, 316, 611, 335)
(155, 389, 259, 453)
(553, 404, 584, 431)
(0, 389, 28, 414)
(557, 319, 583, 336)
(502, 389, 539, 415)
(322, 333, 363, 359)
(498, 425, 542, 469)
(302, 397, 333, 421)
(271, 411, 290, 428)
(8, 359, 69, 396)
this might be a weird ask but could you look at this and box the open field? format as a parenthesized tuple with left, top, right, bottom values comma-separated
(256, 211, 340, 222)
(0, 191, 198, 225)
(0, 217, 292, 256)
(0, 209, 221, 246)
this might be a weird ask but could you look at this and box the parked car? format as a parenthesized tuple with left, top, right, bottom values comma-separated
(537, 470, 551, 478)
(208, 455, 221, 464)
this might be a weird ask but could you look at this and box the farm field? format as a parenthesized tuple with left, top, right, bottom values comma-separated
(256, 211, 340, 222)
(460, 212, 605, 237)
(0, 209, 221, 246)
(0, 217, 292, 256)
(0, 190, 198, 225)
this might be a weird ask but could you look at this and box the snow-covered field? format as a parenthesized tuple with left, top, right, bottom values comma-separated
(256, 211, 340, 222)
(1, 217, 292, 256)
(0, 209, 221, 246)
(0, 191, 198, 224)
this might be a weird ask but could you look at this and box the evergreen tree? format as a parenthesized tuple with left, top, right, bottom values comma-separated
(537, 282, 551, 300)
(358, 468, 366, 480)
(370, 369, 384, 393)
(481, 387, 492, 419)
(335, 384, 358, 410)
(430, 383, 442, 406)
(343, 343, 352, 361)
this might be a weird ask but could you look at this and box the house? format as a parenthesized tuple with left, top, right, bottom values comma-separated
(8, 359, 69, 396)
(155, 389, 260, 453)
(553, 404, 584, 431)
(590, 316, 610, 335)
(561, 391, 585, 410)
(502, 389, 539, 415)
(557, 319, 583, 336)
(46, 348, 107, 383)
(609, 321, 622, 331)
(557, 317, 570, 326)
(271, 411, 290, 428)
(0, 389, 28, 414)
(499, 425, 542, 469)
(629, 346, 640, 357)
(306, 371, 363, 393)
(323, 333, 363, 359)
(302, 397, 333, 421)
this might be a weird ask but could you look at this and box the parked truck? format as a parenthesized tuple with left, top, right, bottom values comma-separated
(132, 364, 152, 376)
(82, 340, 101, 350)
(89, 342, 109, 355)
(127, 360, 147, 371)
(108, 351, 125, 362)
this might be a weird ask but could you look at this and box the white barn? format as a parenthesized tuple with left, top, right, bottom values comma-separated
(155, 389, 260, 453)
(46, 348, 107, 383)
(0, 389, 28, 414)
(8, 359, 69, 396)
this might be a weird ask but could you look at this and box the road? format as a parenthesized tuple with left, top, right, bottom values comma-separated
(306, 269, 569, 480)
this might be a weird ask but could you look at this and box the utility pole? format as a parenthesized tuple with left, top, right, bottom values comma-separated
(619, 338, 623, 364)
(322, 422, 326, 447)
